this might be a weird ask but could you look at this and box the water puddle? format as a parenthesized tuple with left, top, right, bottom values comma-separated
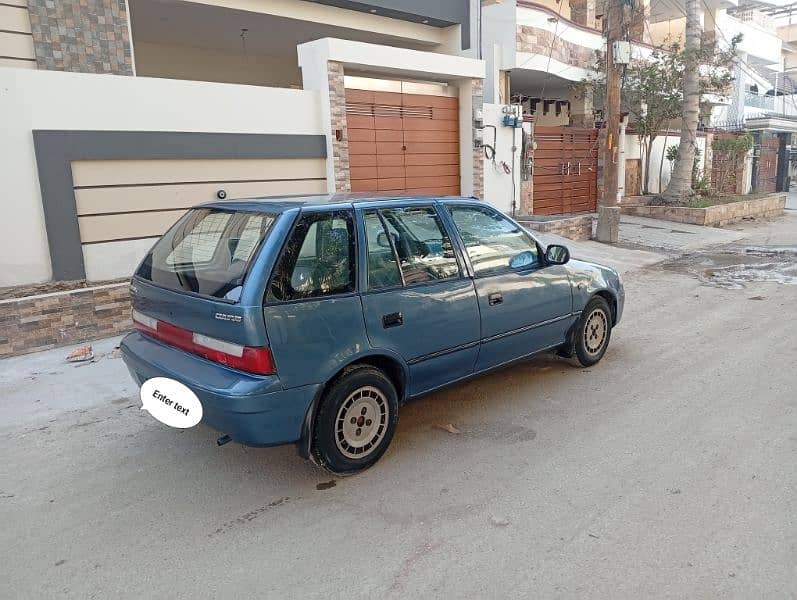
(662, 245, 797, 289)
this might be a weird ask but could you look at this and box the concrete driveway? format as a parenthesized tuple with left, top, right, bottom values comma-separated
(1, 215, 795, 599)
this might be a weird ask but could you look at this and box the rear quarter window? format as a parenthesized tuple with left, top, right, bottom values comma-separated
(136, 208, 276, 301)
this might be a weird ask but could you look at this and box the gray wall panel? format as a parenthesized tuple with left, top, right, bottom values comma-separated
(32, 131, 327, 281)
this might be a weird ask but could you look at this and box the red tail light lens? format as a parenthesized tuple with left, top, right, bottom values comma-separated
(132, 310, 275, 375)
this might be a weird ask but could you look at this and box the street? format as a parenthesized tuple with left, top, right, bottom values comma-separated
(2, 214, 796, 599)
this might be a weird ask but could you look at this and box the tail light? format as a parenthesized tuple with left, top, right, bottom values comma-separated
(132, 309, 275, 375)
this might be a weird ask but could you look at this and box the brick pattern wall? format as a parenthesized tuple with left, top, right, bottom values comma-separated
(26, 0, 133, 75)
(328, 61, 351, 193)
(0, 283, 131, 358)
(520, 215, 593, 241)
(472, 78, 484, 199)
(516, 26, 595, 68)
(569, 0, 597, 29)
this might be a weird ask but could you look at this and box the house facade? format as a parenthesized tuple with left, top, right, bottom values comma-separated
(1, 0, 486, 287)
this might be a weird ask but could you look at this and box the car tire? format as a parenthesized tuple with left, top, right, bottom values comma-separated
(311, 365, 399, 474)
(573, 296, 613, 367)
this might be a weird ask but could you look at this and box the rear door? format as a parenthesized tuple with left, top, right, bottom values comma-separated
(358, 203, 480, 396)
(263, 208, 369, 389)
(444, 203, 574, 372)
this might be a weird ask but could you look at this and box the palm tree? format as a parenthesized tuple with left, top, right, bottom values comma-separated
(661, 0, 701, 202)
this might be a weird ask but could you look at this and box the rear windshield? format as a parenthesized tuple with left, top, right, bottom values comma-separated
(136, 208, 276, 301)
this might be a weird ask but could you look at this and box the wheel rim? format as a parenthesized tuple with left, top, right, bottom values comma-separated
(583, 308, 608, 356)
(335, 385, 389, 459)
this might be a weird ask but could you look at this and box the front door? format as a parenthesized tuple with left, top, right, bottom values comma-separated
(444, 203, 574, 372)
(359, 204, 480, 396)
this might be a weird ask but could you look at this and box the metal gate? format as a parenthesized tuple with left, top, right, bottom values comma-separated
(753, 133, 778, 193)
(532, 126, 598, 214)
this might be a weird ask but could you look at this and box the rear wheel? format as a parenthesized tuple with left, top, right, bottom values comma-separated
(312, 365, 399, 474)
(574, 296, 612, 367)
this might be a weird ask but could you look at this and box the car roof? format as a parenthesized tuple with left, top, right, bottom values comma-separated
(199, 193, 479, 213)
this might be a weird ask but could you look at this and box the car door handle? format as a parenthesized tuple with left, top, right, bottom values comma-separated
(382, 312, 404, 328)
(488, 292, 503, 306)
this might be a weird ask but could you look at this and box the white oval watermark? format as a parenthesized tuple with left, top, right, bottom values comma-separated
(140, 377, 203, 428)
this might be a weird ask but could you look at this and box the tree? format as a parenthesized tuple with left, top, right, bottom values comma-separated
(624, 45, 683, 194)
(576, 16, 738, 197)
(661, 0, 700, 202)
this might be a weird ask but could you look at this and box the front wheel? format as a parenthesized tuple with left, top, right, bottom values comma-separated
(312, 365, 399, 474)
(573, 296, 612, 367)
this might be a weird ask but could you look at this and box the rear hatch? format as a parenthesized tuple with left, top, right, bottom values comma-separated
(130, 207, 279, 374)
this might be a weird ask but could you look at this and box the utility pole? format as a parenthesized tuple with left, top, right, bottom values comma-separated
(597, 0, 624, 243)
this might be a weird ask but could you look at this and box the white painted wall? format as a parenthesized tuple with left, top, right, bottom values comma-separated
(717, 12, 781, 64)
(0, 67, 323, 287)
(481, 0, 517, 103)
(644, 134, 707, 194)
(482, 103, 522, 214)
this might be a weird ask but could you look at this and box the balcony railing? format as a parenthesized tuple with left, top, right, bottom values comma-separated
(732, 9, 775, 32)
(745, 93, 775, 111)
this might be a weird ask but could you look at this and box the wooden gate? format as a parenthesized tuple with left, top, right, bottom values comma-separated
(532, 126, 598, 214)
(754, 133, 778, 193)
(345, 89, 460, 196)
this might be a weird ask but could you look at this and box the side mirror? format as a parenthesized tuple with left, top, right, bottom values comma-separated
(545, 244, 570, 265)
(509, 250, 537, 270)
(377, 231, 398, 249)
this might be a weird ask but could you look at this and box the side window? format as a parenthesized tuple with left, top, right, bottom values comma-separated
(448, 206, 539, 277)
(364, 210, 403, 290)
(268, 211, 355, 302)
(375, 206, 460, 286)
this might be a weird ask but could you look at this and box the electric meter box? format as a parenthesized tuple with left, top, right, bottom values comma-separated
(612, 41, 631, 65)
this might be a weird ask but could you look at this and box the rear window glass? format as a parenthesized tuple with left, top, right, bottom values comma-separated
(136, 208, 276, 301)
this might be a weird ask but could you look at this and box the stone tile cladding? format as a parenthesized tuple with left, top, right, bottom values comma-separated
(472, 78, 485, 199)
(328, 60, 351, 192)
(0, 282, 131, 358)
(516, 25, 595, 68)
(519, 215, 593, 241)
(620, 193, 786, 227)
(26, 0, 133, 74)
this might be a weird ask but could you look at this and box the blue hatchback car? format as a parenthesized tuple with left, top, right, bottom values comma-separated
(122, 195, 624, 473)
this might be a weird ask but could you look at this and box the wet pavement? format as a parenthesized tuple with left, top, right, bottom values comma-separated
(660, 245, 797, 289)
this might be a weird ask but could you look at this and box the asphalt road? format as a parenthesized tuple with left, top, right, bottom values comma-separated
(2, 220, 796, 599)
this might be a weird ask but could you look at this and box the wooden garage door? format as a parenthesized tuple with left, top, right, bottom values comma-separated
(345, 89, 460, 195)
(533, 126, 598, 215)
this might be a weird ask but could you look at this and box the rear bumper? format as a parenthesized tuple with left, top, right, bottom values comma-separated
(120, 332, 319, 447)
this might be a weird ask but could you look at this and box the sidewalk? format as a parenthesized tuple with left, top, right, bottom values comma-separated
(616, 214, 748, 252)
(0, 335, 135, 429)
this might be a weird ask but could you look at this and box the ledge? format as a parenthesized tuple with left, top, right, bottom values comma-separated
(297, 38, 485, 81)
(517, 214, 594, 241)
(621, 193, 786, 227)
